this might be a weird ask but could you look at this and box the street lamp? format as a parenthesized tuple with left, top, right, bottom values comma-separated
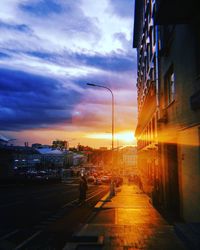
(87, 83, 116, 197)
(86, 83, 114, 150)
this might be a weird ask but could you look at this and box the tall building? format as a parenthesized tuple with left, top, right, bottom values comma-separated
(133, 0, 200, 221)
(133, 0, 160, 204)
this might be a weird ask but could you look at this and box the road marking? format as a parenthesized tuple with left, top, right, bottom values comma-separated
(0, 229, 19, 240)
(86, 189, 108, 202)
(62, 198, 78, 208)
(14, 230, 42, 250)
(61, 188, 107, 208)
(61, 187, 108, 208)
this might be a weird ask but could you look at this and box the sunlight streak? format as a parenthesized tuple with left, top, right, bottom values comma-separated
(86, 131, 136, 145)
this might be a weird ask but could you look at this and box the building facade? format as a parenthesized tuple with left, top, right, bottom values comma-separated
(133, 0, 200, 221)
(0, 145, 41, 179)
(36, 147, 73, 168)
(119, 146, 138, 177)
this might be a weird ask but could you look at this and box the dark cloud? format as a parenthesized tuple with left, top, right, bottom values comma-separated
(26, 51, 60, 63)
(109, 0, 134, 18)
(0, 20, 32, 33)
(20, 0, 63, 17)
(73, 52, 134, 72)
(0, 68, 82, 131)
(0, 52, 10, 58)
(73, 67, 136, 92)
(24, 50, 135, 73)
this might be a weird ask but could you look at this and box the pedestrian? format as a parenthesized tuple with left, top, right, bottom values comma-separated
(137, 176, 143, 192)
(109, 178, 115, 198)
(79, 175, 88, 203)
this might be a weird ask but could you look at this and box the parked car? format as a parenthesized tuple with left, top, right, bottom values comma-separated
(114, 176, 123, 187)
(95, 177, 102, 185)
(87, 176, 96, 183)
(101, 175, 111, 184)
(34, 171, 49, 181)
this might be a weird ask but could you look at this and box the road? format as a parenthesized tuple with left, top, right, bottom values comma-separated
(0, 181, 109, 249)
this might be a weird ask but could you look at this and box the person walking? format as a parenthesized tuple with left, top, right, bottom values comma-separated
(79, 175, 88, 203)
(109, 178, 115, 198)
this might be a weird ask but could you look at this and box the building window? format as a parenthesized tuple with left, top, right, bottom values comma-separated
(165, 67, 175, 106)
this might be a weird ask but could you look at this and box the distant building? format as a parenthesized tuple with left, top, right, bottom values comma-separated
(0, 142, 76, 180)
(115, 146, 137, 176)
(36, 147, 73, 168)
(90, 149, 112, 170)
(52, 140, 69, 150)
(13, 148, 41, 169)
(133, 0, 200, 221)
(32, 144, 51, 149)
(99, 147, 108, 150)
(0, 135, 9, 145)
(72, 153, 87, 166)
(0, 134, 15, 146)
(0, 145, 41, 179)
(32, 143, 42, 148)
(121, 146, 137, 167)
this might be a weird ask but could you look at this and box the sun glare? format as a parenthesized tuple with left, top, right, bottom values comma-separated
(116, 131, 135, 143)
(86, 131, 136, 145)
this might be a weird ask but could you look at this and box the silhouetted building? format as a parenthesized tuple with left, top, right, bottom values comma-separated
(36, 147, 73, 168)
(32, 143, 42, 148)
(52, 140, 69, 150)
(0, 145, 41, 179)
(134, 0, 200, 221)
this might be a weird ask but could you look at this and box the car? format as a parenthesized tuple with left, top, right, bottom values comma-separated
(95, 177, 102, 185)
(34, 171, 49, 181)
(114, 176, 123, 187)
(87, 176, 96, 183)
(101, 175, 111, 183)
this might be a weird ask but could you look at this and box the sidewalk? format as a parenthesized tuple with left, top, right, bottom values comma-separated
(64, 184, 187, 250)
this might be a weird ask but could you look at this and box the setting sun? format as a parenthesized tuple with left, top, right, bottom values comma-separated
(86, 131, 136, 146)
(115, 131, 136, 143)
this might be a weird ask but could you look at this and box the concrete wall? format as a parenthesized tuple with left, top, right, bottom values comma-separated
(159, 24, 200, 127)
(178, 125, 200, 221)
(158, 24, 200, 221)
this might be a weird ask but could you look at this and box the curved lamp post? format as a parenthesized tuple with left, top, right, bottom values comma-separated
(86, 83, 114, 150)
(87, 83, 116, 196)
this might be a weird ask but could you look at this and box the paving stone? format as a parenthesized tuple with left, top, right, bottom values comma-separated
(63, 185, 187, 250)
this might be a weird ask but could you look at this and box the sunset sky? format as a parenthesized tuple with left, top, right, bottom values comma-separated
(0, 0, 137, 148)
